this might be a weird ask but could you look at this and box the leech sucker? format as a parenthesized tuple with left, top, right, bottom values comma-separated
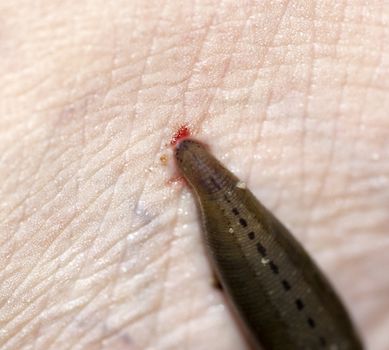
(175, 139, 363, 350)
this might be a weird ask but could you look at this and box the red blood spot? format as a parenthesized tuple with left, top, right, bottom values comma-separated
(166, 174, 186, 186)
(167, 124, 193, 186)
(170, 124, 191, 146)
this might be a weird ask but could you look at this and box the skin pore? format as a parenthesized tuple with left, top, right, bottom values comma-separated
(0, 1, 389, 349)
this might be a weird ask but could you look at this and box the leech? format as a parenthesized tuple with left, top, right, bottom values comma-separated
(175, 138, 363, 350)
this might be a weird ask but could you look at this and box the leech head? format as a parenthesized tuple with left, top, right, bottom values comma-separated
(175, 139, 236, 195)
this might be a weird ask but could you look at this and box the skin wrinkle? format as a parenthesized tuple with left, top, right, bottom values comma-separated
(148, 96, 205, 347)
(155, 303, 212, 348)
(2, 221, 69, 304)
(51, 241, 160, 349)
(4, 100, 96, 224)
(4, 257, 82, 338)
(7, 155, 106, 264)
(1, 294, 47, 349)
(1, 131, 47, 217)
(172, 209, 206, 349)
(55, 292, 114, 349)
(184, 0, 246, 124)
(81, 203, 160, 273)
(304, 1, 348, 237)
(106, 264, 169, 349)
(129, 1, 165, 145)
(218, 9, 266, 132)
(299, 0, 315, 219)
(84, 212, 174, 346)
(75, 178, 119, 350)
(133, 158, 175, 340)
(149, 219, 175, 346)
(67, 212, 132, 278)
(1, 1, 389, 350)
(56, 281, 117, 348)
(35, 284, 89, 345)
(182, 0, 218, 123)
(103, 2, 117, 112)
(4, 133, 75, 221)
(3, 254, 66, 317)
(215, 1, 288, 177)
(97, 307, 155, 349)
(120, 3, 186, 344)
(1, 145, 141, 336)
(197, 1, 254, 125)
(342, 2, 386, 203)
(246, 0, 290, 192)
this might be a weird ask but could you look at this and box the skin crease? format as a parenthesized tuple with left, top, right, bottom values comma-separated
(0, 0, 389, 349)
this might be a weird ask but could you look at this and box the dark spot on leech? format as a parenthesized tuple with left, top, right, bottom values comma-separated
(307, 317, 316, 328)
(223, 195, 231, 203)
(239, 218, 247, 227)
(232, 208, 239, 215)
(256, 243, 267, 256)
(269, 261, 279, 274)
(282, 279, 291, 291)
(319, 337, 326, 346)
(248, 231, 255, 240)
(210, 177, 222, 190)
(295, 299, 304, 310)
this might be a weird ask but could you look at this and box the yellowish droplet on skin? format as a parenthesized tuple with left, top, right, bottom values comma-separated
(160, 154, 168, 165)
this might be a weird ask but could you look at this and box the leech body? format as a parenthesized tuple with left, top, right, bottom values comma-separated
(175, 139, 363, 350)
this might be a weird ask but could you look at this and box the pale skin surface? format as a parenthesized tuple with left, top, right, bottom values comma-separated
(1, 0, 389, 349)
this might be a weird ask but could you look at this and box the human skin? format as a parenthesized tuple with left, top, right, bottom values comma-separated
(0, 0, 388, 349)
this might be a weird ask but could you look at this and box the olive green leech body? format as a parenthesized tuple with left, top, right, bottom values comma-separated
(175, 139, 363, 350)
